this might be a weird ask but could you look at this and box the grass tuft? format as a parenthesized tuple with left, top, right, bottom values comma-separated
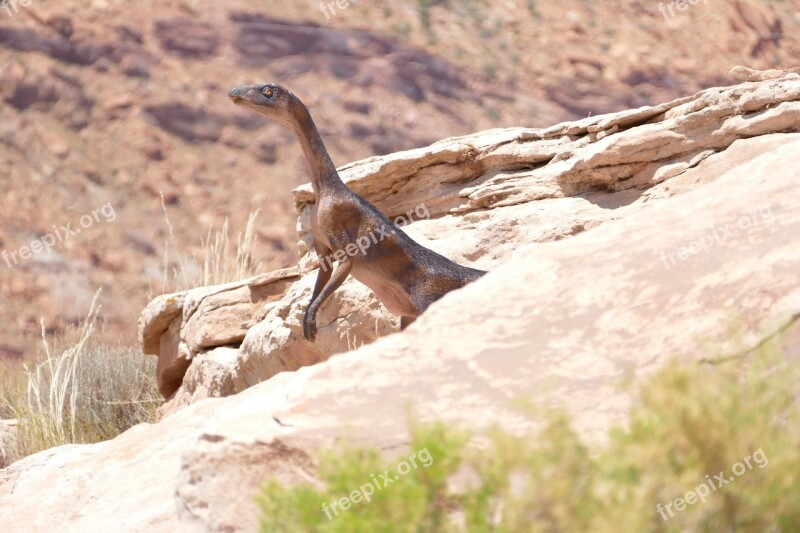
(156, 194, 262, 295)
(0, 292, 159, 465)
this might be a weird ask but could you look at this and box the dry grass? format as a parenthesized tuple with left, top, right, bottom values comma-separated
(155, 194, 262, 296)
(0, 292, 159, 465)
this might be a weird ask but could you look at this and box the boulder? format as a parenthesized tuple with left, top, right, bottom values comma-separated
(233, 275, 399, 392)
(139, 267, 300, 398)
(156, 347, 239, 419)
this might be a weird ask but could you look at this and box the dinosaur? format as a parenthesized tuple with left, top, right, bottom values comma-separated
(229, 83, 486, 340)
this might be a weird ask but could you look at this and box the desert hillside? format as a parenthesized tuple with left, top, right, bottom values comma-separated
(1, 0, 798, 359)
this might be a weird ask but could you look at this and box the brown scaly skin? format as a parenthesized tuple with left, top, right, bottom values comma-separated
(229, 83, 486, 340)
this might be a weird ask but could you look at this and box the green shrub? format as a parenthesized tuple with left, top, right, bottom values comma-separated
(258, 341, 800, 532)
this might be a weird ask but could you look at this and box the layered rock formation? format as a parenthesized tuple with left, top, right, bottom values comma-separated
(140, 71, 800, 416)
(2, 71, 800, 531)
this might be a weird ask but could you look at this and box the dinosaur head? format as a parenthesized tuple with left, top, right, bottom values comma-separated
(228, 83, 295, 123)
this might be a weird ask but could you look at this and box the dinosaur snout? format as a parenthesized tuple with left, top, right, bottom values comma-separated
(228, 87, 244, 103)
(229, 85, 259, 103)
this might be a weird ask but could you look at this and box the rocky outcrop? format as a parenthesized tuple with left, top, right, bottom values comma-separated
(3, 112, 800, 532)
(4, 71, 798, 531)
(4, 0, 800, 359)
(139, 267, 300, 398)
(731, 65, 800, 82)
(138, 72, 800, 417)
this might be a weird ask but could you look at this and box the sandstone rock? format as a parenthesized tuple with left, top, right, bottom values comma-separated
(142, 74, 800, 415)
(157, 347, 239, 419)
(233, 275, 398, 393)
(140, 268, 300, 398)
(156, 270, 399, 416)
(291, 74, 800, 249)
(730, 65, 800, 82)
(139, 291, 185, 356)
(156, 317, 190, 398)
(2, 129, 799, 531)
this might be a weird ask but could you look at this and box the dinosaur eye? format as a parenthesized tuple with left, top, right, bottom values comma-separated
(262, 87, 273, 98)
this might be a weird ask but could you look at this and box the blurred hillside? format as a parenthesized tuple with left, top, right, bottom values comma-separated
(0, 0, 797, 360)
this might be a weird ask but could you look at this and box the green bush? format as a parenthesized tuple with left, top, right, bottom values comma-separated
(258, 341, 800, 532)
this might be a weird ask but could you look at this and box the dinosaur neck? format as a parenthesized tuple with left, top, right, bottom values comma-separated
(288, 100, 343, 195)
